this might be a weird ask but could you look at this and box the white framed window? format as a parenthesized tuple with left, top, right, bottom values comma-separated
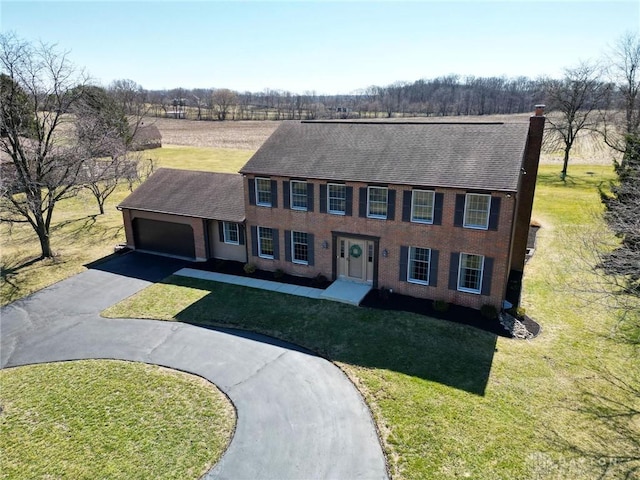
(408, 247, 431, 285)
(458, 253, 484, 294)
(463, 193, 491, 229)
(255, 177, 272, 207)
(258, 226, 274, 258)
(367, 186, 388, 219)
(291, 231, 308, 264)
(290, 180, 308, 211)
(223, 222, 239, 245)
(328, 183, 346, 215)
(411, 190, 435, 224)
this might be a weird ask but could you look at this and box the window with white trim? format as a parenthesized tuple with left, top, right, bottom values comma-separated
(258, 226, 274, 258)
(255, 177, 272, 207)
(458, 253, 484, 294)
(290, 180, 307, 210)
(367, 186, 388, 219)
(223, 222, 239, 245)
(408, 247, 431, 285)
(291, 231, 308, 264)
(463, 193, 491, 229)
(328, 183, 346, 214)
(411, 190, 435, 223)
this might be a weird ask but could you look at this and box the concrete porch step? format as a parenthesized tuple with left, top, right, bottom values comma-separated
(320, 279, 372, 306)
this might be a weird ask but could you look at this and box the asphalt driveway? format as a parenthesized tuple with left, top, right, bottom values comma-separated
(0, 252, 388, 480)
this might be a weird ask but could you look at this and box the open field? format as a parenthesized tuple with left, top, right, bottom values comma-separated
(0, 360, 235, 480)
(103, 164, 639, 479)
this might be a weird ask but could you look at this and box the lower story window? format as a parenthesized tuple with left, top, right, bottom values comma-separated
(258, 227, 274, 258)
(223, 222, 239, 244)
(292, 231, 308, 264)
(408, 246, 431, 285)
(458, 253, 484, 293)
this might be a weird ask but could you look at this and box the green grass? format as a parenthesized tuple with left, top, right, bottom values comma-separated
(0, 360, 235, 480)
(151, 145, 253, 173)
(104, 163, 639, 479)
(0, 146, 250, 305)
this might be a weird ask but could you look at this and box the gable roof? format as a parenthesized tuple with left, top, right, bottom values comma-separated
(240, 120, 531, 192)
(118, 168, 244, 222)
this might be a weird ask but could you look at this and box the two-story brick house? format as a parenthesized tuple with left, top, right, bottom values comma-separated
(119, 109, 544, 311)
(239, 112, 544, 310)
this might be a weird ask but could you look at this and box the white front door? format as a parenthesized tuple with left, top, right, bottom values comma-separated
(337, 237, 374, 284)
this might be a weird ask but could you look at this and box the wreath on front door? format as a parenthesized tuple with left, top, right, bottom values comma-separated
(349, 244, 362, 258)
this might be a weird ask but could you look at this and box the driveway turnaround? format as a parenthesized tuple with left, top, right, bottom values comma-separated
(0, 252, 388, 480)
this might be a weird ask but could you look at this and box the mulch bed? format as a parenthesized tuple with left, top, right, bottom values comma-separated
(188, 259, 540, 338)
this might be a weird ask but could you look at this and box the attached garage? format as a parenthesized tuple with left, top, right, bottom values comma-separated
(118, 168, 246, 262)
(133, 218, 195, 258)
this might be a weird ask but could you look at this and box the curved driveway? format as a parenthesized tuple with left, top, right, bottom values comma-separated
(1, 253, 388, 480)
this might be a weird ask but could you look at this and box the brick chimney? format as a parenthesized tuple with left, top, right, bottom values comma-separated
(509, 105, 546, 274)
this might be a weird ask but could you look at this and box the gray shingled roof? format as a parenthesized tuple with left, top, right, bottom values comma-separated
(118, 168, 245, 222)
(240, 121, 531, 191)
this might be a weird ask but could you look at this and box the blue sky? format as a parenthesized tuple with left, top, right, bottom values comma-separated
(2, 1, 639, 94)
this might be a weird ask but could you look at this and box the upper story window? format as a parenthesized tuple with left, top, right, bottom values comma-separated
(458, 253, 484, 294)
(255, 177, 272, 207)
(290, 180, 308, 211)
(411, 190, 435, 224)
(257, 226, 275, 258)
(328, 183, 347, 215)
(367, 186, 388, 219)
(408, 246, 431, 285)
(464, 193, 491, 229)
(223, 222, 239, 245)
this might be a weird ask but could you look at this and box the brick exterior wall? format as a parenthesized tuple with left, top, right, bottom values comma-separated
(244, 177, 517, 310)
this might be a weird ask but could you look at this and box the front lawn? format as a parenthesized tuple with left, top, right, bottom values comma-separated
(0, 360, 235, 480)
(103, 164, 639, 479)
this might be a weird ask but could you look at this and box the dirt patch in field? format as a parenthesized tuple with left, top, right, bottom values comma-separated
(144, 118, 280, 150)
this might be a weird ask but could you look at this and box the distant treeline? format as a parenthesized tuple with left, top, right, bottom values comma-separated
(144, 75, 552, 121)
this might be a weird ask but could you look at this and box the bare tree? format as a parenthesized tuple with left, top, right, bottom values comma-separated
(600, 33, 640, 169)
(543, 63, 610, 180)
(211, 88, 237, 121)
(0, 33, 89, 258)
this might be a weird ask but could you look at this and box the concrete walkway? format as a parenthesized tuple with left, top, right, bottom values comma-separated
(176, 268, 373, 306)
(0, 253, 388, 480)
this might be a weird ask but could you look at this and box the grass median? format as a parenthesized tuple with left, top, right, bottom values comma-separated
(0, 360, 235, 480)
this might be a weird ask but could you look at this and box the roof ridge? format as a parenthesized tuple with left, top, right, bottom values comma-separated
(300, 120, 506, 125)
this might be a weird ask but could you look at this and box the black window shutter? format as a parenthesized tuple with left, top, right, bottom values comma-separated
(387, 189, 396, 220)
(402, 191, 412, 222)
(250, 226, 258, 257)
(283, 181, 290, 209)
(345, 187, 353, 216)
(248, 178, 256, 205)
(488, 197, 501, 230)
(399, 246, 409, 282)
(433, 193, 444, 225)
(448, 252, 460, 290)
(307, 233, 315, 266)
(429, 249, 439, 287)
(272, 228, 280, 260)
(238, 225, 245, 245)
(307, 183, 314, 212)
(284, 230, 292, 262)
(454, 194, 465, 227)
(319, 184, 327, 213)
(481, 257, 493, 295)
(359, 187, 367, 218)
(218, 222, 225, 242)
(271, 180, 278, 208)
